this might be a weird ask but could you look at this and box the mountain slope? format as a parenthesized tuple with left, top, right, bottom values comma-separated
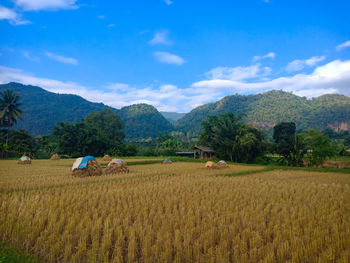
(175, 90, 350, 133)
(121, 104, 173, 140)
(0, 82, 173, 139)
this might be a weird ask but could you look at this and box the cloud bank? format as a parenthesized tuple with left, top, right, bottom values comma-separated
(1, 59, 350, 112)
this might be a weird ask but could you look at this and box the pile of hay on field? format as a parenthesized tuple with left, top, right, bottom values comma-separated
(323, 161, 350, 168)
(217, 160, 228, 168)
(50, 154, 60, 160)
(105, 159, 129, 175)
(102, 154, 111, 162)
(163, 158, 172, 164)
(17, 155, 31, 164)
(205, 161, 217, 169)
(71, 156, 102, 177)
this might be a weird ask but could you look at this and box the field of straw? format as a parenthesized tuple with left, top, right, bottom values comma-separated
(1, 159, 350, 262)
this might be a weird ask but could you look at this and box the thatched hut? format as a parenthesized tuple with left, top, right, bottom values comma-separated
(102, 154, 111, 162)
(71, 156, 102, 177)
(163, 158, 172, 164)
(50, 154, 60, 160)
(105, 159, 129, 175)
(18, 155, 31, 164)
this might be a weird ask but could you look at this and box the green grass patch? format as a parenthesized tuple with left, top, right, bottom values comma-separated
(0, 242, 40, 263)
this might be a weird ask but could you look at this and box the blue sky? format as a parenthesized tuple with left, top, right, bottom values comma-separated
(1, 0, 350, 112)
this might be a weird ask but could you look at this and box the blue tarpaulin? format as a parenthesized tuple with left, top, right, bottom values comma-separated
(164, 158, 171, 162)
(78, 156, 95, 169)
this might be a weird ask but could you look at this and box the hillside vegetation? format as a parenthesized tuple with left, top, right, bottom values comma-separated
(175, 90, 350, 134)
(0, 83, 172, 140)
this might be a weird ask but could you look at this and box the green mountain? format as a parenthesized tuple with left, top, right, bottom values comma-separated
(175, 90, 350, 134)
(160, 112, 186, 123)
(0, 82, 172, 140)
(121, 104, 172, 140)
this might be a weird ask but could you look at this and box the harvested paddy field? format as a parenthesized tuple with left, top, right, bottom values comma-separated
(0, 160, 349, 262)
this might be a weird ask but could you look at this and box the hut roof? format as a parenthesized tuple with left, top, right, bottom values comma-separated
(194, 146, 215, 153)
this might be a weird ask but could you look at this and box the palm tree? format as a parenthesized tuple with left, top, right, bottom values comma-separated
(0, 90, 23, 145)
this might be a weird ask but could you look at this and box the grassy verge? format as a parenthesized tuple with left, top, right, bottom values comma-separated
(0, 243, 39, 263)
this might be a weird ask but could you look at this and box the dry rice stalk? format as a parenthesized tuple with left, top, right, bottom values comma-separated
(163, 160, 172, 164)
(50, 154, 60, 160)
(102, 154, 111, 162)
(72, 160, 103, 177)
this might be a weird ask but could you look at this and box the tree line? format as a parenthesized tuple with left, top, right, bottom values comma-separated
(0, 90, 349, 167)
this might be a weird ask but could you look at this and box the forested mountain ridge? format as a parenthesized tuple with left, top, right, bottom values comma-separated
(174, 90, 350, 134)
(120, 104, 173, 140)
(0, 82, 173, 139)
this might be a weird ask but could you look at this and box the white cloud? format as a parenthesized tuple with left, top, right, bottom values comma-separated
(1, 59, 350, 112)
(206, 64, 271, 81)
(192, 60, 350, 99)
(149, 30, 172, 45)
(336, 40, 350, 51)
(12, 0, 78, 11)
(98, 15, 105, 19)
(45, 52, 78, 65)
(108, 23, 115, 27)
(153, 51, 185, 65)
(23, 51, 40, 62)
(286, 55, 325, 72)
(164, 0, 173, 5)
(253, 52, 275, 61)
(0, 5, 30, 25)
(0, 66, 191, 111)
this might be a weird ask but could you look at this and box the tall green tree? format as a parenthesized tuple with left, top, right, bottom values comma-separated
(84, 109, 125, 146)
(273, 122, 305, 166)
(0, 90, 22, 145)
(199, 113, 264, 162)
(299, 129, 338, 167)
(53, 109, 125, 157)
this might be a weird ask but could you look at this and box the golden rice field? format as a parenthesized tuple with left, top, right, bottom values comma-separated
(0, 159, 350, 262)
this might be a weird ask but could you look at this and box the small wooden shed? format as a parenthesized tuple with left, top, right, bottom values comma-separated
(194, 146, 216, 159)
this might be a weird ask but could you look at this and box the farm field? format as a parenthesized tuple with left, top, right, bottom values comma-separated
(0, 160, 350, 262)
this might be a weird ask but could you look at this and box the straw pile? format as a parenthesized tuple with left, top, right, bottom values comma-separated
(102, 154, 111, 162)
(163, 158, 172, 164)
(72, 159, 102, 177)
(17, 155, 31, 164)
(217, 160, 228, 168)
(205, 161, 216, 169)
(105, 159, 129, 175)
(50, 154, 60, 160)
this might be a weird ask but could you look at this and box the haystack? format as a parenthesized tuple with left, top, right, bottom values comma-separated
(105, 159, 129, 175)
(71, 156, 102, 177)
(205, 161, 216, 169)
(50, 154, 60, 160)
(102, 154, 111, 162)
(18, 155, 31, 164)
(163, 158, 172, 164)
(217, 160, 228, 168)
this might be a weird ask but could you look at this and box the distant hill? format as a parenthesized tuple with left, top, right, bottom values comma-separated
(0, 82, 173, 140)
(160, 112, 186, 123)
(121, 104, 172, 140)
(174, 90, 350, 134)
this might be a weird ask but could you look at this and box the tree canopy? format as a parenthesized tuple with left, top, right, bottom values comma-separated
(199, 113, 265, 162)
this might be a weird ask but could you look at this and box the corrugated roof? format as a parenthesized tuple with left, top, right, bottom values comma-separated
(194, 146, 215, 152)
